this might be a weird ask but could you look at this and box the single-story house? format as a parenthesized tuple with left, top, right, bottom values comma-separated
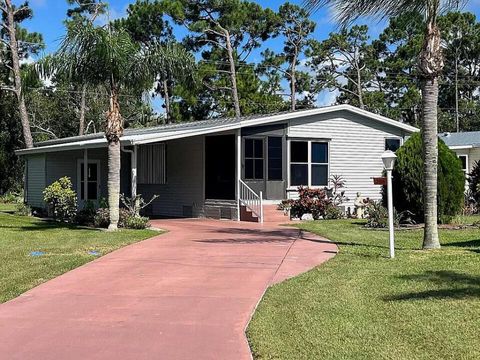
(439, 131, 480, 177)
(16, 104, 418, 222)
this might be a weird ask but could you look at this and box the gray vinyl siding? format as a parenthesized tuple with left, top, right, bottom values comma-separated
(26, 154, 46, 208)
(287, 110, 407, 209)
(45, 148, 109, 200)
(137, 136, 204, 217)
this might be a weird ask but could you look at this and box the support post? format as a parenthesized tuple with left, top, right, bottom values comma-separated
(260, 191, 264, 224)
(83, 149, 88, 207)
(131, 145, 138, 215)
(236, 129, 241, 221)
(387, 169, 395, 258)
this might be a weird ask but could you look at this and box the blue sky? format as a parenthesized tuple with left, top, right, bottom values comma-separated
(23, 0, 480, 110)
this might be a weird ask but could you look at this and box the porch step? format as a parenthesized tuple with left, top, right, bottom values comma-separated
(204, 199, 238, 220)
(240, 205, 259, 223)
(239, 204, 290, 223)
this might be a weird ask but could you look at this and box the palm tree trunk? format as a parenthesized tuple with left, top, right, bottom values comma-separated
(79, 84, 87, 136)
(421, 77, 440, 249)
(5, 0, 33, 148)
(418, 21, 443, 250)
(105, 87, 123, 231)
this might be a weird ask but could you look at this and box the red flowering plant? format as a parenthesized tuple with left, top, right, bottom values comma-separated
(280, 186, 333, 220)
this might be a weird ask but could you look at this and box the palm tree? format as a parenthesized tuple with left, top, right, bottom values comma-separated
(46, 18, 195, 230)
(305, 0, 467, 249)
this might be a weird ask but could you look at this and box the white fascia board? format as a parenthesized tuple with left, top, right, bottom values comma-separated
(449, 145, 474, 150)
(15, 138, 121, 156)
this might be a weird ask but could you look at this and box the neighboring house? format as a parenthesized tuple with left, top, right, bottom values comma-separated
(16, 105, 418, 222)
(440, 131, 480, 179)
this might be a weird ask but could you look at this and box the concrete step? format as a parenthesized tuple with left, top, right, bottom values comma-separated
(240, 205, 259, 223)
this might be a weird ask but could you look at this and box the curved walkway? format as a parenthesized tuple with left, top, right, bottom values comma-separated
(0, 219, 337, 360)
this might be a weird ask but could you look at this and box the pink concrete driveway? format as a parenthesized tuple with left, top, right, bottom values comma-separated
(0, 219, 337, 360)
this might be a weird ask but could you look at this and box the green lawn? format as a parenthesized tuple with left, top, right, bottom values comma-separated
(0, 210, 158, 303)
(248, 217, 480, 360)
(0, 203, 17, 213)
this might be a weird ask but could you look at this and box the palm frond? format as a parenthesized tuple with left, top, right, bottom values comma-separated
(303, 0, 468, 25)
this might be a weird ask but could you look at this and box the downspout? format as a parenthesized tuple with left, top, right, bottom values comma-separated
(121, 144, 138, 213)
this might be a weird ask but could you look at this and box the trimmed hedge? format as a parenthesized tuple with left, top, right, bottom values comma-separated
(391, 132, 464, 223)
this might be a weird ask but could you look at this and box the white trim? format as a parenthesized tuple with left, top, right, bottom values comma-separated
(450, 145, 474, 150)
(458, 154, 469, 173)
(16, 105, 419, 156)
(288, 139, 330, 188)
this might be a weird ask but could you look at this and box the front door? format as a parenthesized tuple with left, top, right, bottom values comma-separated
(205, 135, 236, 200)
(77, 160, 101, 207)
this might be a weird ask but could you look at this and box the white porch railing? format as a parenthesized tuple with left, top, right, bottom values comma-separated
(239, 179, 264, 223)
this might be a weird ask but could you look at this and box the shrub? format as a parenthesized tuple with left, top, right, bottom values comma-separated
(284, 187, 332, 220)
(93, 208, 130, 229)
(390, 132, 465, 223)
(124, 215, 150, 229)
(75, 201, 97, 226)
(365, 201, 389, 228)
(15, 203, 31, 216)
(0, 191, 21, 204)
(43, 177, 77, 222)
(468, 160, 480, 206)
(324, 204, 344, 220)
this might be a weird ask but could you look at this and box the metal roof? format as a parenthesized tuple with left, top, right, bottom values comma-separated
(16, 105, 419, 155)
(439, 131, 480, 148)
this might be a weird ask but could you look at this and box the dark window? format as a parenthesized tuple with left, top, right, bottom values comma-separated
(80, 162, 99, 200)
(312, 142, 328, 163)
(291, 141, 308, 162)
(312, 165, 328, 186)
(138, 144, 167, 184)
(245, 138, 264, 180)
(385, 138, 401, 152)
(291, 164, 308, 186)
(459, 155, 468, 172)
(268, 137, 283, 180)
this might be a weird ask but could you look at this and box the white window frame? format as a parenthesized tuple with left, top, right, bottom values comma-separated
(385, 137, 403, 152)
(458, 154, 469, 174)
(287, 139, 330, 189)
(76, 159, 101, 202)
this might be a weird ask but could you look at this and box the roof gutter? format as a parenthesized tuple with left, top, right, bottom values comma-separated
(15, 138, 134, 156)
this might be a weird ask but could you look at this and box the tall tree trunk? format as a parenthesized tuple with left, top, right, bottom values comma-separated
(356, 65, 365, 109)
(421, 78, 440, 249)
(419, 21, 443, 250)
(224, 30, 241, 118)
(290, 53, 297, 111)
(79, 84, 87, 136)
(163, 79, 172, 124)
(105, 87, 123, 231)
(5, 0, 33, 148)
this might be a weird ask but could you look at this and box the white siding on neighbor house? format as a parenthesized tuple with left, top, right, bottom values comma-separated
(287, 110, 408, 209)
(460, 147, 480, 173)
(26, 154, 46, 208)
(452, 147, 480, 186)
(137, 136, 204, 217)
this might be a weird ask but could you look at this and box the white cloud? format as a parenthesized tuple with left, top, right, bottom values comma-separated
(316, 89, 339, 107)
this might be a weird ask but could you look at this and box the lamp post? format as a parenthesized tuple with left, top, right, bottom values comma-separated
(382, 150, 397, 259)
